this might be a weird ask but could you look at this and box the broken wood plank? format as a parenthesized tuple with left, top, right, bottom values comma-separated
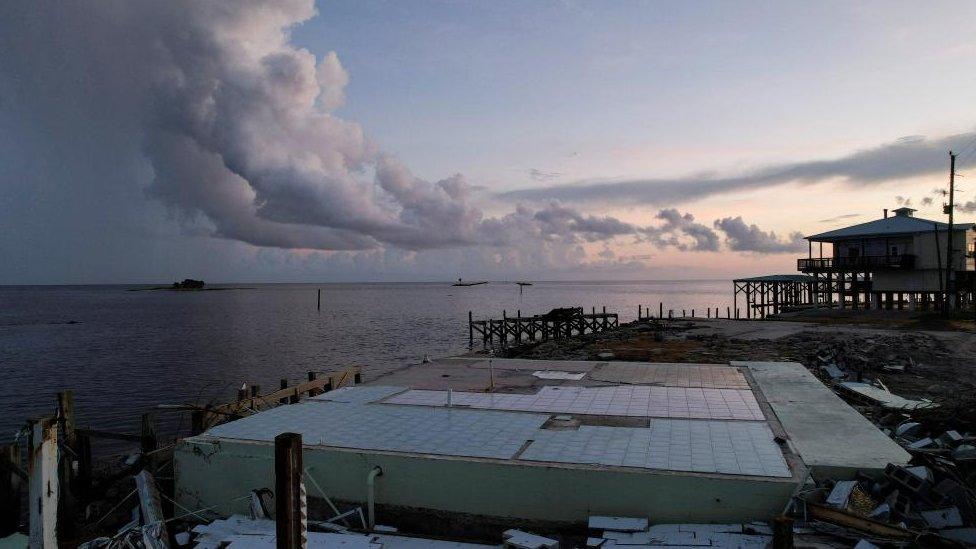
(28, 417, 59, 549)
(135, 470, 170, 548)
(806, 502, 916, 540)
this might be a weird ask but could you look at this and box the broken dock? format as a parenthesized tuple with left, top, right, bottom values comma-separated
(468, 307, 618, 347)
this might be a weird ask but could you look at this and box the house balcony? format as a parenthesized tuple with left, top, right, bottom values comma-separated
(797, 254, 916, 272)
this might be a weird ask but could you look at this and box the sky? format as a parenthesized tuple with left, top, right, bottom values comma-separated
(2, 0, 976, 284)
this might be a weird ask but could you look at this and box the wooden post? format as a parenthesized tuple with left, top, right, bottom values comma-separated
(140, 413, 158, 455)
(727, 306, 731, 319)
(75, 433, 92, 498)
(56, 390, 76, 533)
(190, 410, 205, 436)
(275, 432, 305, 549)
(280, 379, 290, 405)
(772, 515, 794, 549)
(354, 370, 363, 384)
(237, 384, 248, 402)
(659, 302, 663, 318)
(28, 417, 59, 549)
(306, 372, 318, 397)
(317, 288, 321, 311)
(638, 304, 642, 319)
(0, 444, 22, 537)
(251, 385, 261, 398)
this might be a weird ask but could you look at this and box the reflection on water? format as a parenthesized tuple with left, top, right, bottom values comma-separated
(0, 281, 730, 446)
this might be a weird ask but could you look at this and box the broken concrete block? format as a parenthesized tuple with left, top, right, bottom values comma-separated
(585, 537, 605, 547)
(921, 507, 963, 529)
(905, 466, 933, 483)
(906, 437, 934, 450)
(938, 430, 963, 446)
(821, 363, 846, 379)
(502, 529, 558, 549)
(826, 480, 858, 509)
(869, 503, 891, 522)
(952, 444, 976, 461)
(894, 422, 922, 438)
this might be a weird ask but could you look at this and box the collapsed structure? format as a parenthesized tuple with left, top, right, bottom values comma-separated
(174, 358, 909, 535)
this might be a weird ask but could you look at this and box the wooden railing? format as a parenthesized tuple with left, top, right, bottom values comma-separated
(798, 254, 915, 272)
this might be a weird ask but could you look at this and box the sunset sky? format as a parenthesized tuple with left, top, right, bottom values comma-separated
(2, 0, 976, 283)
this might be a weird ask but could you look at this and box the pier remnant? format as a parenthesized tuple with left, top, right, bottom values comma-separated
(468, 307, 618, 347)
(28, 417, 59, 549)
(733, 275, 815, 319)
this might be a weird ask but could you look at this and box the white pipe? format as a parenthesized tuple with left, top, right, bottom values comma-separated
(366, 466, 383, 530)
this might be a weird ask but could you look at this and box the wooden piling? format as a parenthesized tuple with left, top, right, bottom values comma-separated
(772, 516, 794, 549)
(317, 288, 321, 311)
(140, 413, 158, 456)
(56, 391, 76, 536)
(275, 432, 305, 549)
(251, 384, 261, 398)
(280, 379, 290, 405)
(28, 417, 59, 549)
(0, 444, 22, 537)
(659, 302, 663, 318)
(638, 304, 642, 319)
(468, 311, 473, 345)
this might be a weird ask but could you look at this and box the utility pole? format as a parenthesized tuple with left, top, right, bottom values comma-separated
(944, 151, 957, 315)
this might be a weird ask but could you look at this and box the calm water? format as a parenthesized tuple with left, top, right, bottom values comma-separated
(0, 281, 731, 448)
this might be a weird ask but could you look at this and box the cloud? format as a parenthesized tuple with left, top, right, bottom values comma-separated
(500, 134, 971, 205)
(713, 217, 806, 253)
(957, 201, 976, 213)
(921, 197, 934, 206)
(642, 209, 720, 252)
(818, 213, 861, 223)
(895, 195, 913, 206)
(528, 169, 563, 182)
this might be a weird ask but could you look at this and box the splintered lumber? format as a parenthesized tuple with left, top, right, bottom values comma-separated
(198, 366, 361, 432)
(28, 417, 59, 549)
(135, 470, 171, 548)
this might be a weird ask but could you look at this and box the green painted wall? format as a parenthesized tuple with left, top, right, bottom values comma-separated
(175, 437, 797, 525)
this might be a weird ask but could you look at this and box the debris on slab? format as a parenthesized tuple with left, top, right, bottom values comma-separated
(501, 529, 557, 549)
(531, 370, 586, 381)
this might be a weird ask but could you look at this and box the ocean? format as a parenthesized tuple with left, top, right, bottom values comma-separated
(0, 281, 732, 448)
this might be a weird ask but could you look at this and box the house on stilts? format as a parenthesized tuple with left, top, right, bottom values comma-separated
(735, 206, 975, 316)
(798, 206, 975, 310)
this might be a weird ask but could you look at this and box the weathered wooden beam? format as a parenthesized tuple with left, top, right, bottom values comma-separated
(74, 427, 143, 443)
(135, 470, 171, 548)
(28, 417, 59, 548)
(275, 432, 305, 549)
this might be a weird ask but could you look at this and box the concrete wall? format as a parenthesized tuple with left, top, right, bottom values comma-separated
(175, 438, 797, 525)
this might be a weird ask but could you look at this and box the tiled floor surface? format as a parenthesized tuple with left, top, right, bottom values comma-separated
(519, 419, 791, 477)
(589, 363, 750, 389)
(384, 385, 765, 421)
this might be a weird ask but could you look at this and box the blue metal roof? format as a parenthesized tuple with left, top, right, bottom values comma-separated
(807, 215, 971, 242)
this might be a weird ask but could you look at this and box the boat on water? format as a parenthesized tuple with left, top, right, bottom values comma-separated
(515, 281, 533, 286)
(452, 278, 489, 287)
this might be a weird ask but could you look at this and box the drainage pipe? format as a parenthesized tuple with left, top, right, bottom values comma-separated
(366, 466, 383, 529)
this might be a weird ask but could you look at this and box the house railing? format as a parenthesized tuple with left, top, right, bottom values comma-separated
(798, 254, 916, 272)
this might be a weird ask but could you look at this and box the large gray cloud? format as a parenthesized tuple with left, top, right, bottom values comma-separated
(500, 134, 971, 205)
(0, 0, 812, 282)
(713, 217, 806, 253)
(642, 209, 720, 252)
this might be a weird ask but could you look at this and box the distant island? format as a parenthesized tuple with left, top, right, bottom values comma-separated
(172, 278, 205, 290)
